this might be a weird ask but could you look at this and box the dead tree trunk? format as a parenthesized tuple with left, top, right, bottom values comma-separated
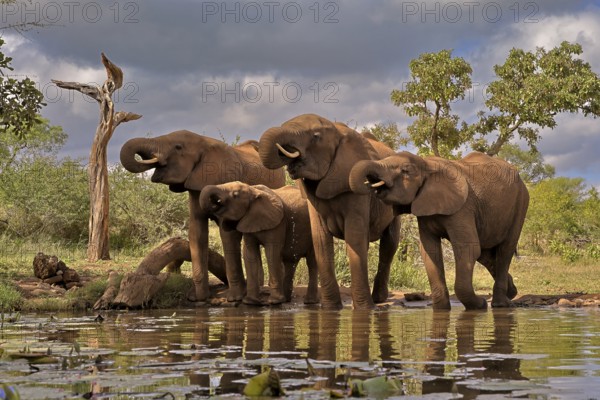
(93, 237, 227, 309)
(52, 53, 141, 262)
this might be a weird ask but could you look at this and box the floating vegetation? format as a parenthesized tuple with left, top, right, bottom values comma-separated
(1, 308, 600, 398)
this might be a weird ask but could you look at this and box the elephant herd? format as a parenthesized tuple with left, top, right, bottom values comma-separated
(120, 113, 529, 310)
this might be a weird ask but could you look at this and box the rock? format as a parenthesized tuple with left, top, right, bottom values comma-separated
(33, 253, 58, 279)
(404, 292, 427, 302)
(557, 298, 576, 307)
(62, 268, 80, 283)
(32, 252, 81, 291)
(43, 275, 64, 285)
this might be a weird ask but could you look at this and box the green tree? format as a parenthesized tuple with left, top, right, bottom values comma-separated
(0, 118, 66, 173)
(361, 122, 404, 151)
(0, 156, 89, 242)
(523, 177, 588, 252)
(390, 49, 472, 158)
(0, 38, 45, 138)
(497, 143, 555, 183)
(472, 41, 600, 155)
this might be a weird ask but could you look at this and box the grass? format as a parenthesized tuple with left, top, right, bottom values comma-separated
(1, 234, 599, 312)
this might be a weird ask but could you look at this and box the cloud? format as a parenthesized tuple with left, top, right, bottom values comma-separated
(2, 0, 599, 187)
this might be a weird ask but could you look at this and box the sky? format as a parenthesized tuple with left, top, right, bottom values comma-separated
(2, 0, 600, 187)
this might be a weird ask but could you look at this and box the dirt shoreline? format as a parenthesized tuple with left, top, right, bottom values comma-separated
(14, 275, 600, 310)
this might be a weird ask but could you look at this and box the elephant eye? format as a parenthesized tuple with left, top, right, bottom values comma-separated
(175, 144, 183, 151)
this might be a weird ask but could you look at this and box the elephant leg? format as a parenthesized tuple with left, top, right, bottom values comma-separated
(478, 249, 517, 301)
(264, 243, 286, 305)
(304, 250, 320, 304)
(188, 192, 210, 302)
(447, 225, 487, 310)
(242, 236, 262, 306)
(490, 198, 527, 307)
(345, 216, 375, 310)
(419, 227, 450, 310)
(489, 243, 519, 308)
(282, 259, 296, 302)
(308, 202, 341, 309)
(372, 216, 401, 303)
(219, 227, 246, 302)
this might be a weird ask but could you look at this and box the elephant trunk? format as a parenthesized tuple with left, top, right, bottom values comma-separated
(259, 127, 302, 169)
(198, 185, 225, 215)
(349, 160, 391, 195)
(120, 138, 160, 173)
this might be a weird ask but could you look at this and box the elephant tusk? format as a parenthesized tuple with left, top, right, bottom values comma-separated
(371, 180, 386, 188)
(137, 155, 159, 164)
(276, 143, 300, 159)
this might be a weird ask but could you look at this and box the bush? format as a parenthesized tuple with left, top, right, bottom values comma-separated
(0, 281, 23, 312)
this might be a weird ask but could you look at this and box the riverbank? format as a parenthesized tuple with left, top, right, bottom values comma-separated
(1, 254, 599, 312)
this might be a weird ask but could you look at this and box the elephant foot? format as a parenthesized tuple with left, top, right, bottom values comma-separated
(491, 295, 514, 308)
(188, 285, 209, 303)
(431, 299, 452, 310)
(352, 299, 376, 310)
(463, 296, 488, 310)
(242, 296, 264, 306)
(268, 296, 286, 305)
(227, 284, 246, 302)
(372, 287, 389, 304)
(304, 294, 320, 305)
(507, 276, 518, 300)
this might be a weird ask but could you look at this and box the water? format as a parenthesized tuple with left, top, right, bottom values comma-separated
(2, 306, 600, 399)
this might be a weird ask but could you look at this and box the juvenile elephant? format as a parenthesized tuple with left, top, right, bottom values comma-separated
(259, 113, 401, 310)
(120, 131, 285, 302)
(349, 151, 529, 309)
(199, 182, 319, 305)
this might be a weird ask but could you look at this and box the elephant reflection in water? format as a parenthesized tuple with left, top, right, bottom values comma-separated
(421, 310, 527, 396)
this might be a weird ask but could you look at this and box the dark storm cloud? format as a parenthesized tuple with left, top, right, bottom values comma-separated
(3, 0, 599, 186)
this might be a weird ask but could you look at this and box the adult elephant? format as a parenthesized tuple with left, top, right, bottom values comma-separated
(120, 130, 285, 302)
(258, 113, 401, 310)
(349, 151, 529, 310)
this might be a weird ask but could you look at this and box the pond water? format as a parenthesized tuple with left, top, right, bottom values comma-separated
(2, 305, 600, 399)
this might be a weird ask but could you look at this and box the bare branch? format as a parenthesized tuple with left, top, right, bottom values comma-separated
(51, 80, 101, 102)
(114, 111, 142, 127)
(101, 53, 123, 90)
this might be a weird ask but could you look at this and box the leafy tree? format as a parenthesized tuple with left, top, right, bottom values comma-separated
(0, 118, 66, 173)
(0, 38, 45, 138)
(391, 42, 600, 158)
(390, 49, 472, 157)
(361, 122, 404, 151)
(109, 166, 189, 251)
(471, 41, 600, 155)
(522, 177, 598, 255)
(497, 143, 555, 183)
(0, 156, 89, 242)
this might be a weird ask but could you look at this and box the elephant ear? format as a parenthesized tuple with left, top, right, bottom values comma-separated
(316, 132, 374, 199)
(184, 145, 242, 191)
(411, 159, 469, 216)
(236, 185, 285, 233)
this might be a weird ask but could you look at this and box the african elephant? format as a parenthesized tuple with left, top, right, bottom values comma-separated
(199, 182, 319, 305)
(258, 113, 401, 310)
(120, 130, 285, 302)
(349, 151, 529, 310)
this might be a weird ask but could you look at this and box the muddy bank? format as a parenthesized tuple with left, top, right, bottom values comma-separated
(13, 274, 600, 310)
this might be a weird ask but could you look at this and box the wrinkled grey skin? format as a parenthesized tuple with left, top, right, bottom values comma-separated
(258, 113, 401, 310)
(349, 151, 529, 310)
(120, 130, 285, 302)
(200, 182, 319, 305)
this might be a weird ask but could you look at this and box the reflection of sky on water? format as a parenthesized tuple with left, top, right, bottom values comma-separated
(2, 307, 600, 398)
